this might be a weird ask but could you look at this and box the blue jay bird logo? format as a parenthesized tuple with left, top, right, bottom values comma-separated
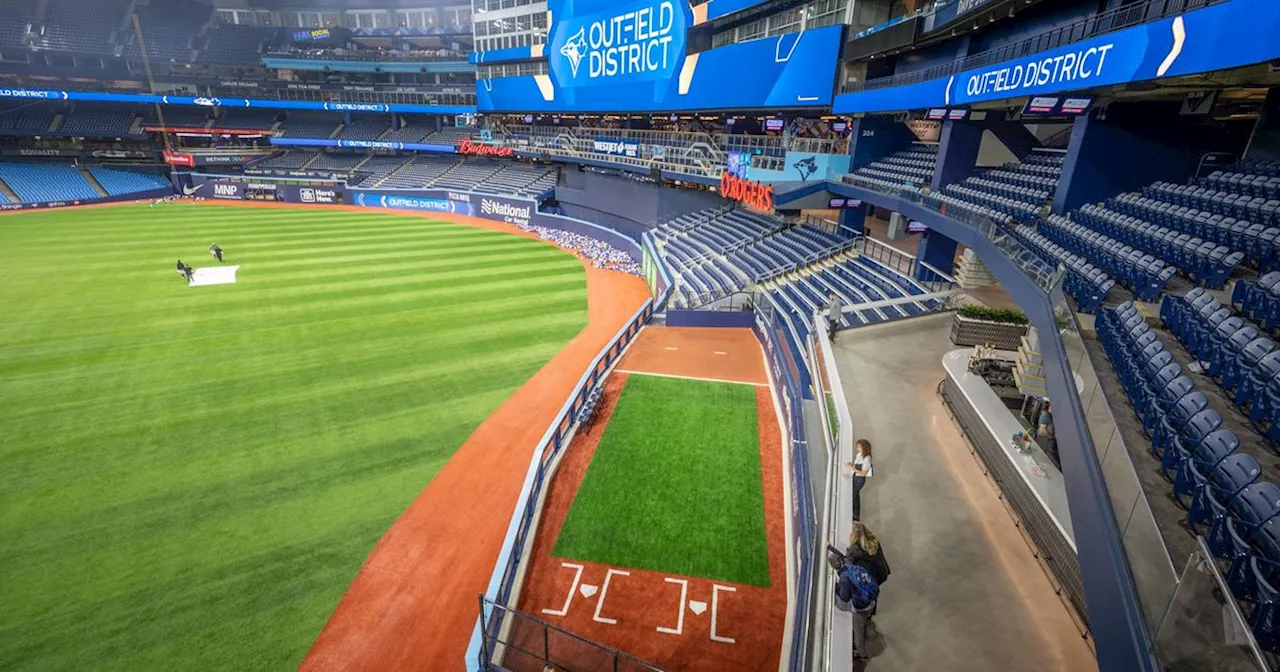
(560, 27, 588, 78)
(794, 156, 818, 181)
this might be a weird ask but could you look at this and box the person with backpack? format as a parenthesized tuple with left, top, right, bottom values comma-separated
(830, 523, 890, 661)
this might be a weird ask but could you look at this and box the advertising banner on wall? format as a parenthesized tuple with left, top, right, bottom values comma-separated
(192, 181, 244, 200)
(348, 188, 639, 259)
(476, 2, 842, 113)
(834, 0, 1280, 115)
(591, 139, 640, 158)
(0, 88, 475, 115)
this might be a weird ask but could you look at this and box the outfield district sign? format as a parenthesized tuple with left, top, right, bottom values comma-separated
(477, 0, 842, 113)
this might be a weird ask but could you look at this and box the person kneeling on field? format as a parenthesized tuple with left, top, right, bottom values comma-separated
(209, 243, 223, 262)
(176, 260, 193, 284)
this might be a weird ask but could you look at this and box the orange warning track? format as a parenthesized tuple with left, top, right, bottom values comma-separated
(165, 200, 652, 671)
(513, 327, 787, 671)
(616, 326, 768, 385)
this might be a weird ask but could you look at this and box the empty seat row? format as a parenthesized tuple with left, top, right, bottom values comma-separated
(1111, 193, 1280, 271)
(941, 184, 1043, 220)
(1163, 289, 1280, 444)
(1203, 170, 1280, 200)
(1146, 182, 1280, 229)
(1038, 215, 1177, 301)
(1011, 225, 1114, 312)
(1074, 203, 1243, 288)
(1234, 272, 1280, 334)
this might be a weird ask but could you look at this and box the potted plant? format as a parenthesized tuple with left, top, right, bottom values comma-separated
(951, 305, 1030, 350)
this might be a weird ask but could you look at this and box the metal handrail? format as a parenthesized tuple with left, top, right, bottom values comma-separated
(841, 174, 1065, 294)
(843, 0, 1223, 94)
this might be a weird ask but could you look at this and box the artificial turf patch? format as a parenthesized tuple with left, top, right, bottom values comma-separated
(0, 203, 587, 671)
(552, 374, 770, 586)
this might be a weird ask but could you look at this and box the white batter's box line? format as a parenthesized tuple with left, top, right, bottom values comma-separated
(655, 577, 688, 635)
(613, 369, 768, 387)
(592, 569, 630, 625)
(541, 562, 584, 617)
(711, 584, 737, 644)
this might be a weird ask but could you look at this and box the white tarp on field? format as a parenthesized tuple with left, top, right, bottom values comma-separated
(189, 265, 239, 287)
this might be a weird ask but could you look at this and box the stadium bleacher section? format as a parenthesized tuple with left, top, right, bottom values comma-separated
(0, 107, 55, 134)
(0, 162, 99, 202)
(58, 107, 137, 137)
(35, 0, 130, 55)
(654, 207, 944, 334)
(849, 144, 938, 189)
(307, 152, 368, 174)
(375, 155, 459, 189)
(0, 0, 38, 49)
(276, 114, 340, 140)
(87, 167, 169, 196)
(120, 0, 211, 62)
(382, 121, 438, 144)
(336, 117, 390, 142)
(198, 24, 271, 65)
(352, 155, 411, 186)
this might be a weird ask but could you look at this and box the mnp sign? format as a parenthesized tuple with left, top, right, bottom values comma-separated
(207, 182, 244, 200)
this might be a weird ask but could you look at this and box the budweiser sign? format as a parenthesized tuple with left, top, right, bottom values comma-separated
(163, 150, 195, 167)
(720, 172, 774, 212)
(457, 139, 514, 158)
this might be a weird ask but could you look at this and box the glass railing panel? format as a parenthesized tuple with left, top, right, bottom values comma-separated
(1151, 537, 1268, 671)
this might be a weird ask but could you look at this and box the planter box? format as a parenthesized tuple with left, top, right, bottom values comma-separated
(951, 313, 1029, 350)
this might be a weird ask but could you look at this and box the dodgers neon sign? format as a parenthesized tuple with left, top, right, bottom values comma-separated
(720, 173, 773, 212)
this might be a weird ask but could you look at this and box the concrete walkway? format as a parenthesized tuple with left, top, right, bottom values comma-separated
(831, 313, 1095, 671)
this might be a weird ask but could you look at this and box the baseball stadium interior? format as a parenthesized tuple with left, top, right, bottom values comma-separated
(4, 0, 1280, 670)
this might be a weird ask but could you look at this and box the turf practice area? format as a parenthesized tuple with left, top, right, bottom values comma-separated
(552, 374, 770, 586)
(0, 203, 587, 671)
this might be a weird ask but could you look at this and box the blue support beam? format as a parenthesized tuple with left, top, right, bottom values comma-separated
(838, 204, 866, 236)
(1055, 111, 1198, 214)
(914, 228, 958, 279)
(930, 119, 984, 190)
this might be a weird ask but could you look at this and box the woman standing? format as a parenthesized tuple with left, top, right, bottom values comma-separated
(845, 439, 873, 521)
(845, 522, 889, 661)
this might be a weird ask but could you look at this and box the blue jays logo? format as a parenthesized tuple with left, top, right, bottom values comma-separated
(794, 156, 818, 181)
(560, 27, 588, 77)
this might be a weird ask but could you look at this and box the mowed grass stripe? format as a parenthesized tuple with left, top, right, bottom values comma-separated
(0, 203, 588, 671)
(553, 375, 771, 587)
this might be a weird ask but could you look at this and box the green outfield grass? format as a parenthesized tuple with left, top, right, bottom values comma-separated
(552, 374, 770, 586)
(0, 203, 587, 671)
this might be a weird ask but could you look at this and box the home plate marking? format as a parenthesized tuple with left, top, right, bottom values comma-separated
(579, 584, 598, 598)
(188, 265, 239, 287)
(688, 600, 708, 615)
(592, 569, 629, 625)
